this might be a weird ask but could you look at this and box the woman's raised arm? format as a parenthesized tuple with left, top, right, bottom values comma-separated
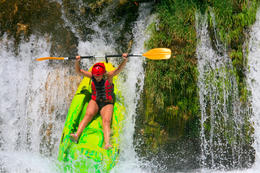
(108, 53, 128, 77)
(75, 56, 92, 78)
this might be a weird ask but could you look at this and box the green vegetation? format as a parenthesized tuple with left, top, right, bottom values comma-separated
(135, 0, 200, 158)
(207, 0, 259, 101)
(134, 0, 259, 169)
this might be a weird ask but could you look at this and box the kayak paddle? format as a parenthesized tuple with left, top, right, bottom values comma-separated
(35, 48, 171, 62)
(35, 56, 94, 61)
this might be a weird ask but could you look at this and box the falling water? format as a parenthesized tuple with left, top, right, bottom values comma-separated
(0, 35, 76, 172)
(247, 9, 260, 172)
(196, 12, 254, 170)
(2, 2, 260, 173)
(0, 2, 154, 173)
(111, 3, 154, 172)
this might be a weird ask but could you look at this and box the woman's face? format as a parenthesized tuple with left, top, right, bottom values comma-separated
(94, 74, 103, 82)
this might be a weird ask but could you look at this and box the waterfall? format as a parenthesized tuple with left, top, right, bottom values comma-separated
(196, 12, 254, 170)
(247, 8, 260, 172)
(112, 3, 154, 172)
(0, 35, 71, 172)
(3, 1, 260, 172)
(0, 2, 153, 173)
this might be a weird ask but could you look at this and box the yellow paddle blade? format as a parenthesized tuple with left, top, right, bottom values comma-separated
(142, 48, 171, 60)
(36, 57, 66, 61)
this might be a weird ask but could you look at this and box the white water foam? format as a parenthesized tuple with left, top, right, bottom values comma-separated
(76, 3, 155, 172)
(0, 35, 81, 172)
(0, 151, 57, 173)
(196, 11, 253, 170)
(246, 8, 260, 173)
(112, 3, 154, 173)
(196, 8, 260, 173)
(0, 2, 155, 173)
(0, 35, 55, 172)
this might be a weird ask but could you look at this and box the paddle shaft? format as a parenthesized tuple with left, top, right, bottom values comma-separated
(67, 56, 94, 60)
(68, 54, 142, 62)
(105, 54, 142, 62)
(36, 48, 171, 61)
(105, 54, 142, 57)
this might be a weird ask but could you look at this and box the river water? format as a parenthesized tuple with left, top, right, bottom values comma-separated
(1, 2, 260, 173)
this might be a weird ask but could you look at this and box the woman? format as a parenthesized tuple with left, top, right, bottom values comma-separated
(70, 53, 128, 150)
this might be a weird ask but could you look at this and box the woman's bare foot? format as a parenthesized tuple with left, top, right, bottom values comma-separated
(104, 143, 113, 150)
(70, 133, 79, 143)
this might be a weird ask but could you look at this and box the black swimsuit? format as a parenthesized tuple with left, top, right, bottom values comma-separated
(91, 77, 115, 111)
(96, 99, 114, 111)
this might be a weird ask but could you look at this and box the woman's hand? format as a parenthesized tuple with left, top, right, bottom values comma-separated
(122, 53, 128, 60)
(76, 55, 81, 61)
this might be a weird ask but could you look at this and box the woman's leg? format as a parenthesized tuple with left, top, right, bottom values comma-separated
(70, 99, 99, 142)
(100, 104, 114, 149)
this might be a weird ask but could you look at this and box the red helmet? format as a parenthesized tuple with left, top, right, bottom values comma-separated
(92, 63, 106, 76)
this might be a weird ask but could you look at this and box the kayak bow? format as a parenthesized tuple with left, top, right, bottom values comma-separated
(58, 62, 125, 173)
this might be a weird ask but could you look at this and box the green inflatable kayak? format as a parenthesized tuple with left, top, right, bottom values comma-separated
(58, 62, 125, 173)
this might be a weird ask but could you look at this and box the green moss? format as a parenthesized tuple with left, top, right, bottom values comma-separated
(134, 1, 200, 159)
(207, 0, 259, 100)
(145, 0, 199, 135)
(135, 0, 259, 168)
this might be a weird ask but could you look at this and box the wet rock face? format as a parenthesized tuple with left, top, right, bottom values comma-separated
(0, 0, 75, 55)
(0, 0, 139, 55)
